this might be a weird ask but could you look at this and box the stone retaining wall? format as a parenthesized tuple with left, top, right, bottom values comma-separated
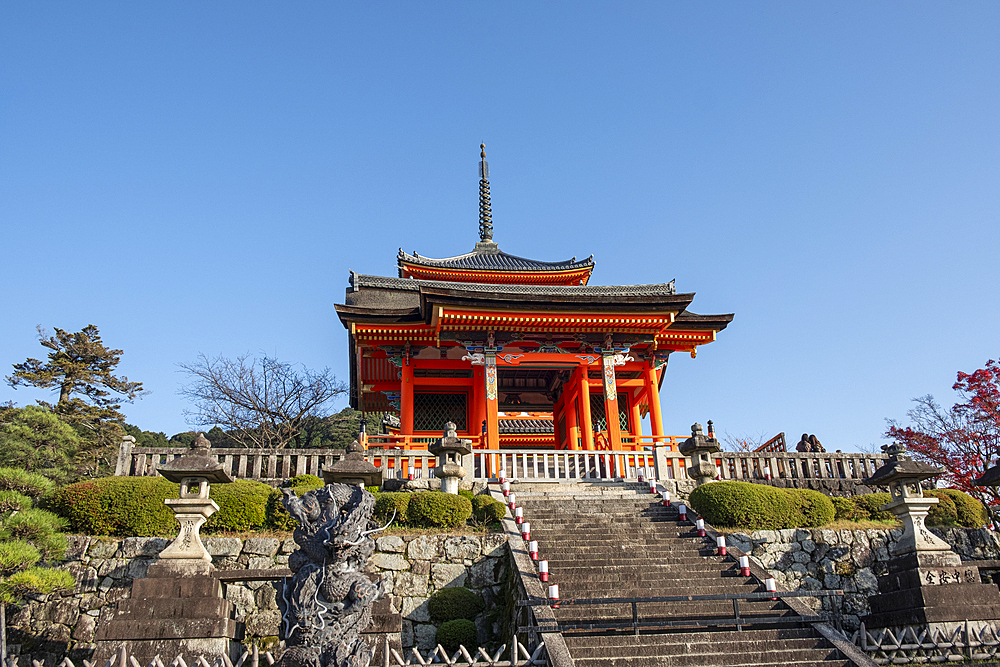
(725, 526, 1000, 630)
(7, 532, 509, 667)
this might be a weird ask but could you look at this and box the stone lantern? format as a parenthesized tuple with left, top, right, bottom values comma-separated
(323, 439, 383, 488)
(156, 432, 233, 564)
(430, 421, 472, 494)
(864, 442, 952, 557)
(679, 421, 720, 486)
(94, 433, 240, 664)
(861, 442, 1000, 633)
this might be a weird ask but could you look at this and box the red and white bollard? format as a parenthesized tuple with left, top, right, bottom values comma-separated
(649, 480, 657, 494)
(764, 467, 771, 480)
(502, 481, 511, 497)
(499, 469, 507, 484)
(678, 504, 688, 522)
(529, 540, 538, 560)
(765, 576, 777, 600)
(539, 560, 549, 582)
(508, 493, 517, 511)
(637, 473, 644, 483)
(515, 507, 523, 524)
(521, 522, 531, 541)
(661, 490, 671, 507)
(548, 584, 560, 608)
(716, 535, 727, 556)
(696, 518, 706, 537)
(739, 555, 751, 577)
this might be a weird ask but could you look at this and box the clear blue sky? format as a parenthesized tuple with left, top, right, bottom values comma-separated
(2, 3, 998, 451)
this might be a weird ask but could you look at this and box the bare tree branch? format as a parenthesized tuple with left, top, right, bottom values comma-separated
(178, 353, 347, 449)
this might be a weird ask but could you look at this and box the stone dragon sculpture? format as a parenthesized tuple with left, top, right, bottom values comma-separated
(275, 484, 391, 667)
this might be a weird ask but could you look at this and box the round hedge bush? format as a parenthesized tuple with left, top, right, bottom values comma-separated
(936, 489, 988, 528)
(924, 490, 959, 527)
(49, 477, 178, 536)
(50, 476, 280, 536)
(204, 480, 273, 532)
(472, 495, 506, 524)
(407, 492, 472, 528)
(688, 481, 794, 530)
(428, 586, 484, 624)
(831, 496, 862, 521)
(436, 619, 477, 653)
(374, 492, 411, 526)
(851, 493, 893, 521)
(786, 489, 836, 527)
(287, 474, 323, 488)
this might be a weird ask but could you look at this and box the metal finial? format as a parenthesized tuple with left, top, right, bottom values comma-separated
(478, 143, 493, 242)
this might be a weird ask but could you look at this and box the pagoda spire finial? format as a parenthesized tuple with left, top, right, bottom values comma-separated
(478, 143, 493, 242)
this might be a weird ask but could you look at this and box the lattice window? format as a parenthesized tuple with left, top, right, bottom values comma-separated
(414, 393, 468, 432)
(590, 393, 631, 433)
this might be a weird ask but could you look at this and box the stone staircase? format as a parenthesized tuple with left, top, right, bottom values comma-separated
(513, 481, 854, 667)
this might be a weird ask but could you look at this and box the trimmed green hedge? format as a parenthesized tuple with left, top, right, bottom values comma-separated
(472, 495, 506, 524)
(787, 489, 836, 528)
(51, 477, 282, 536)
(374, 492, 411, 526)
(428, 587, 484, 623)
(831, 496, 862, 521)
(407, 492, 472, 528)
(688, 482, 794, 530)
(852, 493, 893, 521)
(436, 619, 477, 653)
(924, 490, 959, 527)
(935, 489, 988, 528)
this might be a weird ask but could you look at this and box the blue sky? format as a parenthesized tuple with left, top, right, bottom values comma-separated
(2, 3, 998, 451)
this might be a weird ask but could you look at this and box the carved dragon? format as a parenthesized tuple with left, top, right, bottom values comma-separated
(275, 484, 389, 667)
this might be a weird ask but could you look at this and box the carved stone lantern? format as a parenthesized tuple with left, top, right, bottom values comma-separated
(679, 421, 721, 486)
(430, 421, 472, 494)
(861, 442, 1000, 633)
(156, 432, 233, 564)
(864, 442, 951, 557)
(323, 439, 383, 488)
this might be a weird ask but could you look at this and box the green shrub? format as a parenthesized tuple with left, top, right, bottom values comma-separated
(924, 490, 959, 527)
(407, 492, 472, 528)
(831, 496, 862, 521)
(287, 474, 323, 488)
(459, 489, 475, 502)
(0, 566, 75, 604)
(266, 489, 296, 531)
(0, 468, 55, 498)
(375, 492, 412, 525)
(435, 619, 477, 653)
(0, 490, 33, 514)
(688, 481, 794, 530)
(0, 509, 68, 560)
(366, 485, 381, 495)
(48, 477, 178, 536)
(428, 587, 484, 623)
(205, 480, 273, 532)
(851, 493, 893, 521)
(472, 495, 506, 524)
(785, 489, 836, 527)
(936, 489, 988, 528)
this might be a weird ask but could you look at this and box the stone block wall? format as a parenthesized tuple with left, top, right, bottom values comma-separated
(725, 526, 1000, 630)
(6, 533, 510, 666)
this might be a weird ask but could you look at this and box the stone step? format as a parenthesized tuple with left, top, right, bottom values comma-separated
(562, 627, 821, 645)
(569, 654, 847, 667)
(564, 635, 830, 657)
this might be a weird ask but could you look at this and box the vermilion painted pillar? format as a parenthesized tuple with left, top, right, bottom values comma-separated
(485, 352, 499, 449)
(472, 365, 485, 442)
(602, 354, 623, 450)
(631, 392, 643, 439)
(566, 387, 581, 451)
(578, 366, 594, 450)
(401, 361, 414, 436)
(645, 362, 664, 438)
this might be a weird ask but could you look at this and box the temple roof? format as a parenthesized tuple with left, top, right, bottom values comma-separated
(398, 241, 594, 275)
(351, 273, 676, 298)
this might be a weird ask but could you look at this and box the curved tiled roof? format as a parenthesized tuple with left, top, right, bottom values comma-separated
(397, 242, 595, 274)
(351, 273, 677, 297)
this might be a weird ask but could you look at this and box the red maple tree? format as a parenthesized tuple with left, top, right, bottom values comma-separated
(886, 359, 1000, 517)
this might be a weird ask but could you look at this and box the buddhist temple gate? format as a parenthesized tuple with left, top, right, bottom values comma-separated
(335, 145, 732, 464)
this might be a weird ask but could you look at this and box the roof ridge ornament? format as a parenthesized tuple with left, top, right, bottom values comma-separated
(478, 143, 493, 243)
